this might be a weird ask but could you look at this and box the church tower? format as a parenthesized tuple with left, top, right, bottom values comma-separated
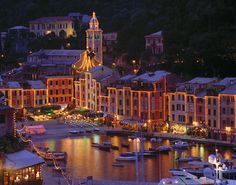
(86, 12, 103, 64)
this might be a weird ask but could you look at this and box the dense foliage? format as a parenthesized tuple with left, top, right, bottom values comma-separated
(0, 134, 24, 153)
(0, 0, 236, 77)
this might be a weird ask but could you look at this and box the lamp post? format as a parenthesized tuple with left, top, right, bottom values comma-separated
(225, 126, 231, 143)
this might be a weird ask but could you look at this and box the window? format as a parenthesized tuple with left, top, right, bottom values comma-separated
(208, 120, 211, 127)
(208, 109, 211, 115)
(199, 106, 202, 113)
(208, 99, 211, 105)
(213, 120, 216, 127)
(172, 95, 175, 101)
(69, 80, 71, 85)
(55, 81, 58, 85)
(62, 81, 65, 85)
(177, 104, 181, 110)
(56, 90, 58, 95)
(62, 89, 65, 94)
(159, 112, 162, 119)
(119, 99, 122, 106)
(172, 105, 175, 111)
(50, 90, 53, 95)
(213, 109, 216, 116)
(213, 99, 216, 105)
(222, 108, 226, 114)
(69, 89, 72, 94)
(231, 108, 234, 115)
(182, 105, 185, 111)
(172, 114, 175, 121)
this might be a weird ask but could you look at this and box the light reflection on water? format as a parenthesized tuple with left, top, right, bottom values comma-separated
(37, 134, 234, 182)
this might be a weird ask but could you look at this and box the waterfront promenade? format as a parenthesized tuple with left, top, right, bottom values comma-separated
(17, 119, 236, 147)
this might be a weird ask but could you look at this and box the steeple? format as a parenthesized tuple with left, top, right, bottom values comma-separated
(86, 12, 103, 64)
(89, 12, 99, 30)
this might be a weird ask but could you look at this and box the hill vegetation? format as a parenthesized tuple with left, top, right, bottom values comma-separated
(0, 0, 236, 78)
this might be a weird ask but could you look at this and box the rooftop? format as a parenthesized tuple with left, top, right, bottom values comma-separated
(120, 74, 136, 81)
(133, 70, 170, 83)
(7, 81, 21, 89)
(220, 83, 236, 95)
(29, 16, 72, 23)
(187, 77, 217, 84)
(215, 77, 236, 86)
(27, 80, 46, 89)
(4, 150, 44, 170)
(44, 75, 73, 79)
(9, 26, 29, 30)
(29, 49, 84, 57)
(145, 31, 162, 37)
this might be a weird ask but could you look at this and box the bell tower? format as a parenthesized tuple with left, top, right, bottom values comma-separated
(86, 12, 103, 64)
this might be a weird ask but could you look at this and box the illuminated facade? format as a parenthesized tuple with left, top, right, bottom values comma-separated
(0, 81, 47, 109)
(86, 12, 103, 64)
(72, 12, 103, 74)
(44, 76, 74, 105)
(29, 16, 75, 38)
(106, 71, 179, 125)
(74, 65, 119, 110)
(168, 77, 236, 136)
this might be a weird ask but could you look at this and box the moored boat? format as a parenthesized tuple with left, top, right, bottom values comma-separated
(112, 162, 124, 167)
(156, 145, 172, 153)
(69, 130, 79, 134)
(172, 140, 189, 149)
(176, 156, 201, 162)
(91, 142, 100, 147)
(116, 152, 137, 161)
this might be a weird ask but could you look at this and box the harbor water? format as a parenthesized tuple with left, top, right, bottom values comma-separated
(37, 134, 234, 182)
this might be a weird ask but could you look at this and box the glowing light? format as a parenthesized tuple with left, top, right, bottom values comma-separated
(225, 127, 231, 132)
(46, 30, 52, 35)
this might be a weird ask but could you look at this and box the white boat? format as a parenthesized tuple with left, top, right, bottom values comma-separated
(156, 145, 172, 153)
(172, 141, 189, 149)
(176, 156, 201, 162)
(116, 152, 137, 161)
(69, 130, 79, 134)
(94, 128, 100, 132)
(161, 169, 215, 185)
(150, 137, 157, 142)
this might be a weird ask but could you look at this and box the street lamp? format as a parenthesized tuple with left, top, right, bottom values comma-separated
(225, 126, 232, 143)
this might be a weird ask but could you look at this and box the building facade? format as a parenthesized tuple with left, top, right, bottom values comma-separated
(44, 76, 74, 105)
(167, 77, 236, 140)
(145, 31, 163, 55)
(29, 16, 75, 38)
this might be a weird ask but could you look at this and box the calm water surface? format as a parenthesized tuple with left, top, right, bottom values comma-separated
(37, 134, 234, 182)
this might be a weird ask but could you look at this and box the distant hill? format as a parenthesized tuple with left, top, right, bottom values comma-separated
(1, 0, 236, 77)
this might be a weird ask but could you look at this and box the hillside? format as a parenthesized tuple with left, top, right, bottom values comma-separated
(0, 0, 236, 77)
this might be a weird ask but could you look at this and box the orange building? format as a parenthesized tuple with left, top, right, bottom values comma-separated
(44, 76, 74, 105)
(0, 80, 47, 109)
(106, 70, 179, 125)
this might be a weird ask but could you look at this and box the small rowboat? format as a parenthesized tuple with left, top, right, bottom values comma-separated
(112, 162, 124, 167)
